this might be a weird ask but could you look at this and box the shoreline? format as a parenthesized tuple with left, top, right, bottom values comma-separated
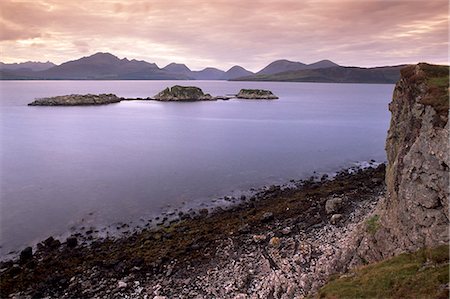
(1, 163, 386, 298)
(0, 160, 383, 261)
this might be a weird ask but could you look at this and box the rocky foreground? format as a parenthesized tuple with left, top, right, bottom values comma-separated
(0, 165, 385, 298)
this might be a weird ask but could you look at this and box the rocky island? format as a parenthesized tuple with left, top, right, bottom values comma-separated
(153, 85, 214, 101)
(27, 87, 280, 106)
(236, 88, 279, 99)
(28, 94, 122, 106)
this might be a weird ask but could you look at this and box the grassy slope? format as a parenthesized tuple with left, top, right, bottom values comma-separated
(316, 245, 449, 299)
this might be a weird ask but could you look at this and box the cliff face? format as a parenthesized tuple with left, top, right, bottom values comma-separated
(357, 63, 449, 261)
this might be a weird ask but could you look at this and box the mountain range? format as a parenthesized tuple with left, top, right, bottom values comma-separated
(0, 52, 403, 83)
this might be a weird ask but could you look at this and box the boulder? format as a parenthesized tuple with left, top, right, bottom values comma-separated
(19, 247, 33, 262)
(236, 89, 278, 99)
(325, 197, 343, 214)
(330, 214, 343, 225)
(153, 85, 214, 101)
(66, 236, 78, 248)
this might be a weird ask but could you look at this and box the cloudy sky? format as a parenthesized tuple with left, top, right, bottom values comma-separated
(1, 0, 448, 71)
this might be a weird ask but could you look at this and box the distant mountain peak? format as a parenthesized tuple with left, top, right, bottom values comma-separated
(163, 63, 191, 74)
(257, 59, 306, 75)
(222, 65, 254, 80)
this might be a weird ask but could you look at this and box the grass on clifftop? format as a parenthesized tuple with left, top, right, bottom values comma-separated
(317, 245, 449, 299)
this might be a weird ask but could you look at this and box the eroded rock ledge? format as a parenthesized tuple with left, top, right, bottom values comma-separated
(28, 94, 122, 106)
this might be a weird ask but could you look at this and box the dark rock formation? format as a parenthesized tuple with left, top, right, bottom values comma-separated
(355, 63, 449, 262)
(153, 85, 214, 101)
(28, 94, 122, 106)
(236, 89, 278, 99)
(19, 247, 33, 263)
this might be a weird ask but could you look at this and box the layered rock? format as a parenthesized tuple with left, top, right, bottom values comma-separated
(236, 89, 278, 99)
(153, 85, 214, 101)
(28, 94, 122, 106)
(354, 63, 449, 262)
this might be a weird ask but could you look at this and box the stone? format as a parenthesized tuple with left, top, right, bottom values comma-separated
(199, 208, 209, 218)
(253, 235, 267, 243)
(236, 89, 278, 99)
(66, 236, 78, 248)
(330, 214, 343, 225)
(261, 212, 274, 222)
(43, 236, 61, 249)
(325, 198, 343, 214)
(281, 227, 292, 235)
(153, 85, 214, 101)
(19, 247, 33, 262)
(118, 281, 127, 288)
(269, 237, 281, 248)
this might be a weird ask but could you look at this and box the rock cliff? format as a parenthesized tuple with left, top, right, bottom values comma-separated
(354, 63, 449, 262)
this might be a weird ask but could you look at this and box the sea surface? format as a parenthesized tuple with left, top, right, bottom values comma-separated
(0, 80, 394, 255)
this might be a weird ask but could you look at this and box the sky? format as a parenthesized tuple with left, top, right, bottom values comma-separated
(0, 0, 448, 71)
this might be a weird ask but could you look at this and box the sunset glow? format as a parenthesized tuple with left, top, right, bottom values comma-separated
(1, 0, 448, 70)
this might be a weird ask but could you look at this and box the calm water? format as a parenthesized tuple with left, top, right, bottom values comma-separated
(0, 80, 394, 255)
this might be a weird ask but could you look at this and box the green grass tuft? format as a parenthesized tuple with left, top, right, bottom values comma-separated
(317, 245, 449, 299)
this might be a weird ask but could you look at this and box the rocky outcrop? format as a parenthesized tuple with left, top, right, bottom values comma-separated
(353, 63, 449, 262)
(153, 85, 214, 101)
(236, 89, 278, 99)
(28, 94, 122, 106)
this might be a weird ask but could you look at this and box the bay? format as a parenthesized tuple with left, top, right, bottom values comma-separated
(0, 80, 393, 255)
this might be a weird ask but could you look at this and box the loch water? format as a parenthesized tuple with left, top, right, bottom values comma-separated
(0, 80, 394, 255)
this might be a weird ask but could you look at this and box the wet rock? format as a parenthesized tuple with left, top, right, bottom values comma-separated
(43, 236, 61, 249)
(325, 197, 343, 214)
(199, 208, 209, 218)
(19, 247, 33, 262)
(66, 237, 78, 248)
